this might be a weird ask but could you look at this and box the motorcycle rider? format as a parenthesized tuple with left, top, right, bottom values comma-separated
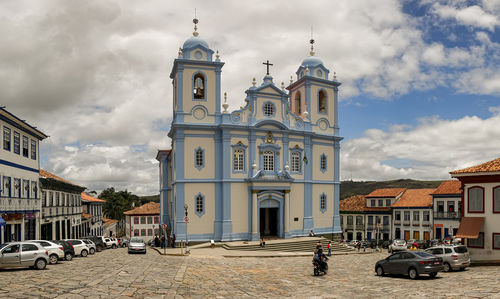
(313, 247, 328, 272)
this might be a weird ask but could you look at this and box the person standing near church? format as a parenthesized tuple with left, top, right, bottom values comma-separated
(327, 241, 332, 256)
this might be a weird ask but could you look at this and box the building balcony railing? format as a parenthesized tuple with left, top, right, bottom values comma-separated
(422, 221, 431, 226)
(394, 220, 401, 225)
(366, 224, 391, 230)
(403, 220, 411, 226)
(434, 211, 461, 219)
(0, 197, 40, 212)
(355, 224, 364, 230)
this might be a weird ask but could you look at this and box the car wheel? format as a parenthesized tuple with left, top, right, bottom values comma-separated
(376, 266, 384, 276)
(429, 272, 437, 278)
(90, 248, 95, 255)
(81, 250, 88, 257)
(35, 258, 47, 270)
(112, 244, 117, 249)
(49, 254, 59, 265)
(408, 268, 418, 279)
(443, 262, 451, 272)
(65, 252, 73, 261)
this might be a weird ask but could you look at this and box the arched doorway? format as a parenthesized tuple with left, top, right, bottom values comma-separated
(257, 191, 284, 238)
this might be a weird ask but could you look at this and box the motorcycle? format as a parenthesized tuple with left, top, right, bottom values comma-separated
(313, 257, 328, 276)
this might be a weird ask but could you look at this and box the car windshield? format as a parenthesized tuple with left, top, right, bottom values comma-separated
(395, 240, 406, 245)
(130, 238, 144, 243)
(0, 243, 8, 250)
(454, 246, 468, 253)
(414, 251, 434, 258)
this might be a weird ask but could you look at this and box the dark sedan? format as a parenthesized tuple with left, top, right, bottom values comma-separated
(375, 251, 443, 279)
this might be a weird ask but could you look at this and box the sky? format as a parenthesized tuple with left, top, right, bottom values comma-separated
(1, 0, 500, 195)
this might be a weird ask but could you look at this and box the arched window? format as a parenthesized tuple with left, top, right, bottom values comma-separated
(318, 90, 327, 113)
(196, 193, 204, 215)
(195, 147, 204, 170)
(294, 91, 301, 115)
(263, 150, 274, 171)
(233, 148, 244, 171)
(468, 186, 484, 213)
(193, 73, 205, 99)
(291, 152, 300, 172)
(320, 194, 327, 212)
(320, 154, 327, 173)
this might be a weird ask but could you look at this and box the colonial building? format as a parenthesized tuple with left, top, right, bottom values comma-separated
(158, 19, 342, 242)
(124, 202, 160, 242)
(81, 193, 105, 236)
(39, 169, 85, 240)
(339, 195, 366, 241)
(365, 188, 406, 241)
(431, 180, 461, 240)
(0, 107, 47, 243)
(103, 217, 118, 238)
(451, 157, 500, 263)
(392, 189, 435, 241)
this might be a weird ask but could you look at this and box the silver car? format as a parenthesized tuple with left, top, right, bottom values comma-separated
(31, 240, 65, 264)
(0, 242, 49, 270)
(425, 245, 471, 272)
(128, 238, 146, 254)
(388, 240, 407, 253)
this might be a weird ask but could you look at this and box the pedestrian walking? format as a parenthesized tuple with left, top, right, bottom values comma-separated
(171, 234, 176, 248)
(327, 241, 332, 256)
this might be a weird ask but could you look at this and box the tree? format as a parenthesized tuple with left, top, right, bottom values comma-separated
(99, 188, 141, 220)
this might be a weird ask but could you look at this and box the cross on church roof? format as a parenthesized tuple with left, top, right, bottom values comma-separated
(262, 60, 273, 75)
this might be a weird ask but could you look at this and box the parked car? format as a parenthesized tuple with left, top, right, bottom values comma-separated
(31, 240, 64, 264)
(119, 238, 129, 248)
(128, 237, 146, 254)
(52, 240, 75, 261)
(82, 236, 105, 252)
(65, 239, 89, 257)
(104, 237, 119, 249)
(0, 242, 49, 270)
(375, 251, 443, 279)
(388, 240, 407, 253)
(425, 245, 470, 272)
(81, 239, 97, 255)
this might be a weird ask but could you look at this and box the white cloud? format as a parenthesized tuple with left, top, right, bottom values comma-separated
(431, 3, 500, 31)
(1, 0, 499, 195)
(341, 107, 500, 181)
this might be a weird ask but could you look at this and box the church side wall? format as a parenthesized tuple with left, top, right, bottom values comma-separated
(289, 183, 305, 233)
(312, 184, 335, 232)
(230, 183, 249, 238)
(184, 137, 215, 179)
(312, 144, 334, 181)
(183, 183, 215, 238)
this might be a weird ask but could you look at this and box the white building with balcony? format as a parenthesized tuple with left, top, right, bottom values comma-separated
(0, 107, 47, 244)
(39, 169, 85, 240)
(431, 180, 461, 240)
(392, 188, 435, 241)
(364, 188, 406, 241)
(81, 193, 105, 236)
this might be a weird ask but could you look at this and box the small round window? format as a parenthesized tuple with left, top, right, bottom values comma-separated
(194, 51, 203, 60)
(263, 102, 275, 117)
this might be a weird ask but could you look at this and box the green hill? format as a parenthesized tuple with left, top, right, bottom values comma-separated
(340, 179, 443, 200)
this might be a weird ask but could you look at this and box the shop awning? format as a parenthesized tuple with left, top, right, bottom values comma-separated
(456, 217, 485, 238)
(0, 216, 6, 227)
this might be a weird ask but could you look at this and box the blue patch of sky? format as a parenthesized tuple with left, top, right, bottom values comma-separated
(130, 144, 147, 153)
(381, 158, 414, 169)
(340, 88, 500, 140)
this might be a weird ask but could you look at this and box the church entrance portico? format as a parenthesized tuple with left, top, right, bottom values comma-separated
(260, 206, 279, 237)
(251, 189, 288, 240)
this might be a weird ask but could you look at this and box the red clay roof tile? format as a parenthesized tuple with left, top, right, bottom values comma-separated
(432, 180, 461, 195)
(124, 202, 160, 215)
(450, 157, 500, 175)
(366, 188, 406, 198)
(391, 188, 435, 208)
(339, 195, 366, 212)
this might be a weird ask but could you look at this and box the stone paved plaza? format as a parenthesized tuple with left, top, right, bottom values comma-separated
(1, 247, 499, 298)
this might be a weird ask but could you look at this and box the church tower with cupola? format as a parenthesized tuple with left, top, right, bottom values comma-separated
(169, 17, 224, 125)
(287, 38, 340, 136)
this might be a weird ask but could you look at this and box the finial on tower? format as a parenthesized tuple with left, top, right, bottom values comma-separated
(193, 9, 199, 37)
(223, 92, 229, 113)
(215, 50, 220, 61)
(178, 47, 183, 58)
(309, 26, 315, 56)
(281, 82, 285, 90)
(252, 77, 257, 87)
(290, 75, 293, 84)
(333, 71, 337, 80)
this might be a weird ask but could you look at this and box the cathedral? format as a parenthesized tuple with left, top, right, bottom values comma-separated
(157, 19, 342, 242)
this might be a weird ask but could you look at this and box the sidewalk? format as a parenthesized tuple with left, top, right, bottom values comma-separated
(150, 244, 378, 258)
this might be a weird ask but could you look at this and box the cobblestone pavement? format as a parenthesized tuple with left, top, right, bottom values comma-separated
(1, 247, 499, 298)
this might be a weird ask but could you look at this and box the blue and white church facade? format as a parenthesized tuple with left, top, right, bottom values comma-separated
(157, 22, 343, 242)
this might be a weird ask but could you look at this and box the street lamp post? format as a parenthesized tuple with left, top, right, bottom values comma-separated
(184, 204, 189, 254)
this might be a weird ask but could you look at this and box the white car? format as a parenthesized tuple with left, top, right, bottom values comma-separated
(65, 239, 90, 257)
(388, 239, 407, 253)
(31, 240, 64, 264)
(104, 238, 119, 249)
(82, 239, 97, 255)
